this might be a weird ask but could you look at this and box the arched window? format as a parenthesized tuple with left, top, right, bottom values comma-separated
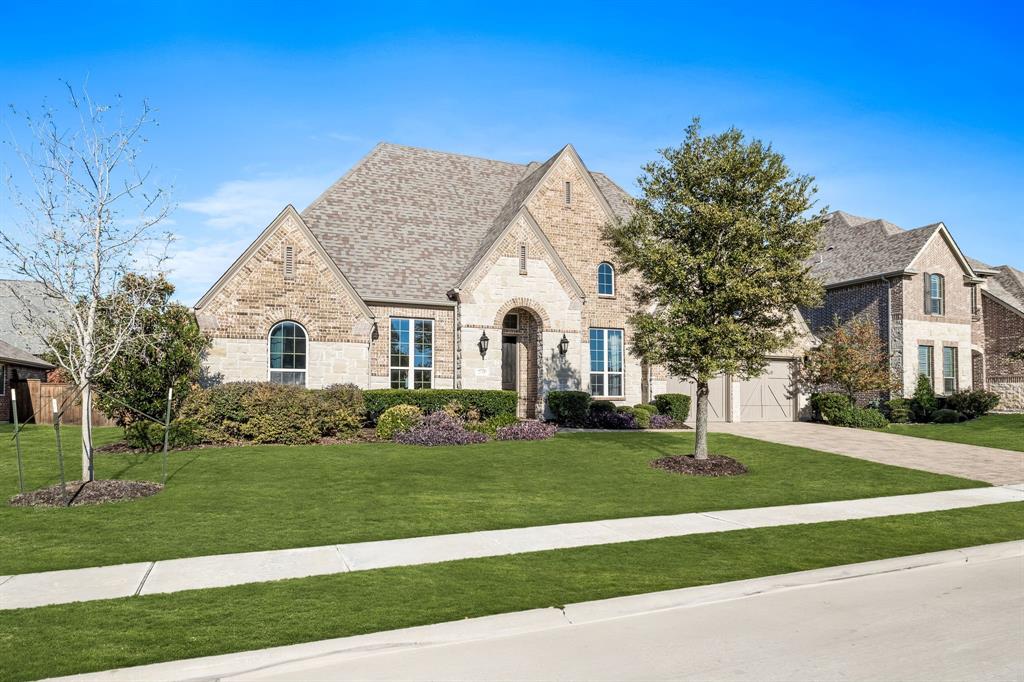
(268, 321, 307, 385)
(597, 262, 615, 296)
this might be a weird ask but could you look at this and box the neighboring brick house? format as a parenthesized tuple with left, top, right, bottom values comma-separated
(195, 142, 815, 420)
(806, 211, 1024, 409)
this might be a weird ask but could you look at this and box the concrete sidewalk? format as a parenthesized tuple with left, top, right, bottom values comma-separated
(711, 421, 1024, 485)
(3, 484, 1021, 611)
(51, 541, 1024, 681)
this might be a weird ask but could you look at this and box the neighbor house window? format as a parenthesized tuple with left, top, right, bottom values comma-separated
(928, 274, 944, 315)
(590, 328, 624, 397)
(390, 318, 433, 389)
(943, 347, 958, 394)
(597, 262, 615, 296)
(269, 321, 307, 385)
(917, 344, 934, 387)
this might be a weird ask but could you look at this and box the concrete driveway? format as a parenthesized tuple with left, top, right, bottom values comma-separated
(711, 421, 1024, 484)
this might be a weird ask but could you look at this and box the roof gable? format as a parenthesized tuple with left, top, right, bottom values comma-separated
(194, 205, 372, 319)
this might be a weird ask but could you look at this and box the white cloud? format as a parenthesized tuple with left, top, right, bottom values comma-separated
(165, 236, 253, 305)
(181, 175, 333, 230)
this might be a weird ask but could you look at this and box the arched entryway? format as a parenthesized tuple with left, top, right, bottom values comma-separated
(499, 306, 543, 418)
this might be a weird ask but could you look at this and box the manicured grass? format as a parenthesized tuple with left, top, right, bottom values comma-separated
(0, 424, 987, 574)
(1, 502, 1021, 682)
(881, 414, 1024, 452)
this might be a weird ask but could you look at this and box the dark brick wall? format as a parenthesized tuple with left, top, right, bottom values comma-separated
(984, 295, 1024, 378)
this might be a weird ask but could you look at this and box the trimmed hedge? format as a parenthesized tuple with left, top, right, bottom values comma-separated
(547, 390, 591, 427)
(180, 382, 363, 445)
(944, 389, 1000, 419)
(364, 389, 517, 423)
(654, 393, 691, 422)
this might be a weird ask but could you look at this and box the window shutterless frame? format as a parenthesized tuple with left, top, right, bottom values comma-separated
(942, 346, 958, 394)
(917, 344, 934, 387)
(268, 320, 308, 386)
(390, 318, 434, 389)
(597, 262, 615, 296)
(589, 327, 624, 398)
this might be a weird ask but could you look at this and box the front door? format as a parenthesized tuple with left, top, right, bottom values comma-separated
(501, 335, 517, 391)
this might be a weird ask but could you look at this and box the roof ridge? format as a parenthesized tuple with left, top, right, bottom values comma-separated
(375, 141, 529, 168)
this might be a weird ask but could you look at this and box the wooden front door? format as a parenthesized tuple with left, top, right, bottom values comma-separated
(501, 335, 517, 391)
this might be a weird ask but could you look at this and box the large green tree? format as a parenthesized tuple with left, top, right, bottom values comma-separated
(607, 120, 825, 458)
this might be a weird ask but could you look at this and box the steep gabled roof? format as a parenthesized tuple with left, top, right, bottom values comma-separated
(299, 143, 634, 303)
(984, 264, 1024, 314)
(811, 211, 942, 285)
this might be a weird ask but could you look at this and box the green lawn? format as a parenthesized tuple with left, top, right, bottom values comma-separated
(882, 414, 1024, 452)
(0, 424, 988, 574)
(1, 502, 1021, 682)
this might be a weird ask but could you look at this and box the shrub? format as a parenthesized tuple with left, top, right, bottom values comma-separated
(589, 400, 616, 415)
(633, 403, 658, 416)
(931, 408, 964, 424)
(944, 389, 1000, 420)
(843, 407, 889, 428)
(653, 394, 691, 422)
(810, 392, 853, 424)
(649, 414, 678, 429)
(376, 404, 423, 440)
(618, 405, 652, 428)
(589, 409, 639, 429)
(321, 383, 365, 417)
(393, 411, 488, 446)
(885, 397, 912, 424)
(496, 421, 557, 441)
(547, 390, 592, 427)
(124, 419, 200, 451)
(465, 413, 519, 437)
(363, 389, 517, 422)
(911, 375, 938, 422)
(238, 383, 323, 444)
(180, 382, 257, 442)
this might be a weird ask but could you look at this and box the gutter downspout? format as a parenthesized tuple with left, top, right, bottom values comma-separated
(448, 288, 462, 389)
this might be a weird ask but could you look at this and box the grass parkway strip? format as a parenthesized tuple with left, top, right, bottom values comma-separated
(0, 426, 987, 575)
(1, 502, 1021, 682)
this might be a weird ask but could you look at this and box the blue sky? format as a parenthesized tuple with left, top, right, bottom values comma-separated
(2, 1, 1021, 303)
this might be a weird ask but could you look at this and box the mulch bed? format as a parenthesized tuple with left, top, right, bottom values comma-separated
(650, 454, 748, 477)
(9, 480, 164, 507)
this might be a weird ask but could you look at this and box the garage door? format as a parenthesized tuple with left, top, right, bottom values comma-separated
(738, 360, 795, 422)
(664, 373, 728, 422)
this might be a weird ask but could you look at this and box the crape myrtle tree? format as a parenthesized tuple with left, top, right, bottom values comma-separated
(606, 119, 825, 459)
(0, 83, 173, 481)
(800, 315, 897, 402)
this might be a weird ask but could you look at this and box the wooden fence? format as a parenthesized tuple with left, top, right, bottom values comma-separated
(13, 379, 116, 426)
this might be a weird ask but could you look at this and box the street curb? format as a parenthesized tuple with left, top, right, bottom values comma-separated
(50, 540, 1024, 682)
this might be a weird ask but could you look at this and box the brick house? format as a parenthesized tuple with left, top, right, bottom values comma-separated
(1, 281, 58, 422)
(804, 211, 1024, 410)
(195, 142, 815, 420)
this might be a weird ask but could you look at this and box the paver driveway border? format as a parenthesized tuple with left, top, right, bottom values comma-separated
(710, 421, 1024, 485)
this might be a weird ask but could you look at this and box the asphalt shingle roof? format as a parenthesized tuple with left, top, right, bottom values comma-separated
(0, 280, 66, 358)
(811, 211, 942, 286)
(301, 143, 633, 302)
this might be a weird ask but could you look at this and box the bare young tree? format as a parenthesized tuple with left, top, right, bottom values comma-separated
(1, 82, 173, 481)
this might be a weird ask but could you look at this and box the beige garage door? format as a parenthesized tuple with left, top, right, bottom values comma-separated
(664, 373, 728, 422)
(738, 360, 795, 422)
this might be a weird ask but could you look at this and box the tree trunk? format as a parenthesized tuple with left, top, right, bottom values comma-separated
(694, 380, 710, 460)
(81, 382, 94, 482)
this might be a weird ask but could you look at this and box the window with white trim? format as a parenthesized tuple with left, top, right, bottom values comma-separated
(390, 318, 433, 389)
(269, 321, 307, 385)
(597, 262, 615, 296)
(929, 274, 944, 315)
(917, 344, 934, 387)
(589, 328, 624, 397)
(942, 346, 958, 394)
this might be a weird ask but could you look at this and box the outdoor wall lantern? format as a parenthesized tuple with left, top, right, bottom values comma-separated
(479, 331, 490, 357)
(558, 334, 570, 355)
